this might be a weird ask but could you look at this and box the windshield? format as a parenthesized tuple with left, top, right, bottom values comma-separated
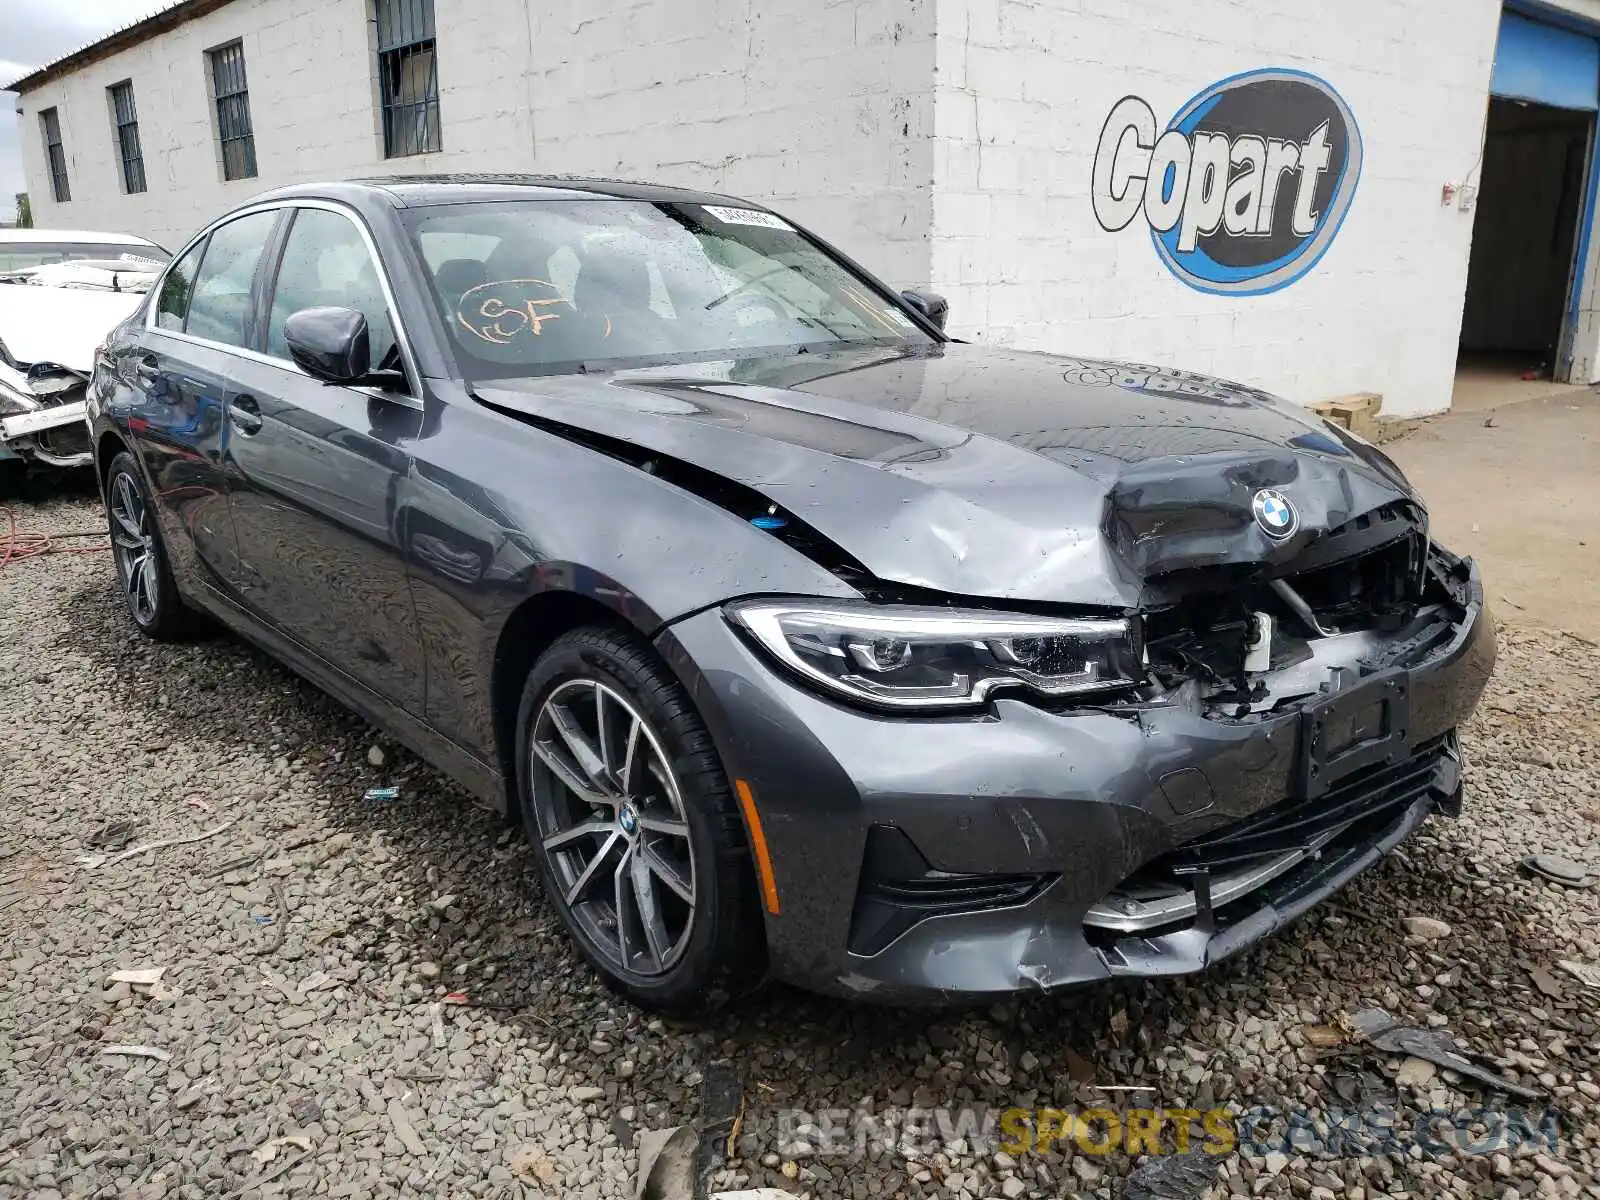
(402, 199, 934, 378)
(0, 242, 169, 271)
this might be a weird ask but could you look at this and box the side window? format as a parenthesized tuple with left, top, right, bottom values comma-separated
(155, 241, 206, 331)
(184, 210, 278, 347)
(266, 208, 398, 370)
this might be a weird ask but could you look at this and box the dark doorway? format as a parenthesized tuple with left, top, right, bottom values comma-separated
(1459, 98, 1593, 376)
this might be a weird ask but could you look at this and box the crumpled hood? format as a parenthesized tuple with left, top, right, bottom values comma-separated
(474, 343, 1418, 608)
(0, 284, 142, 372)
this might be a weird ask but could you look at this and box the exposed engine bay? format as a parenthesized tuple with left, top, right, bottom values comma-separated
(0, 259, 153, 471)
(0, 356, 96, 469)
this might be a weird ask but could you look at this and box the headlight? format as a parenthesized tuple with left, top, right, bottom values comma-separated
(725, 599, 1141, 711)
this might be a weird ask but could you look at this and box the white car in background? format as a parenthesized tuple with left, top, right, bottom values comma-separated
(0, 229, 169, 470)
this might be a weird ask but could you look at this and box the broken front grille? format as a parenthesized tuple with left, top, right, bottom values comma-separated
(1142, 501, 1435, 703)
(1283, 502, 1423, 576)
(1276, 507, 1426, 630)
(1084, 733, 1457, 937)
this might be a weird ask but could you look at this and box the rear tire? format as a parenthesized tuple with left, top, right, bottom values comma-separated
(515, 624, 767, 1012)
(104, 451, 203, 641)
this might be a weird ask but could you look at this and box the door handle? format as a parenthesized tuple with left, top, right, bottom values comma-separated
(229, 394, 263, 436)
(133, 355, 160, 385)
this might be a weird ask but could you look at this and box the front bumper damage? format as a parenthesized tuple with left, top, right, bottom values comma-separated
(0, 359, 93, 468)
(655, 547, 1494, 1003)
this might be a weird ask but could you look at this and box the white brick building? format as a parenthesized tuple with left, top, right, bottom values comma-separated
(10, 0, 1600, 415)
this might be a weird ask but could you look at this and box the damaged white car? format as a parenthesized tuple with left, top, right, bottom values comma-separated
(0, 229, 168, 470)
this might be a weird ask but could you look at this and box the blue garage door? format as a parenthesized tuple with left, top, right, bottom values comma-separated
(1492, 10, 1600, 110)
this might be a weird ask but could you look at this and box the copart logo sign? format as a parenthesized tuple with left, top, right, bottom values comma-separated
(1092, 68, 1362, 296)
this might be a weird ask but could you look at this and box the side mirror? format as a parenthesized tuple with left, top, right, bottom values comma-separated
(284, 306, 370, 383)
(899, 289, 949, 332)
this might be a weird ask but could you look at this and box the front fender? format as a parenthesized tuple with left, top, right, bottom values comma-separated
(402, 383, 862, 760)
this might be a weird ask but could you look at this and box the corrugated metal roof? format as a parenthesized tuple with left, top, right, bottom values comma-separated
(4, 0, 237, 94)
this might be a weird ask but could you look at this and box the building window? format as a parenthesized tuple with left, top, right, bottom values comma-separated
(376, 0, 441, 157)
(40, 108, 70, 203)
(108, 82, 147, 195)
(208, 41, 258, 181)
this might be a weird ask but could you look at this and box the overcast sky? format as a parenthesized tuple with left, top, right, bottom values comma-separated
(2, 0, 166, 216)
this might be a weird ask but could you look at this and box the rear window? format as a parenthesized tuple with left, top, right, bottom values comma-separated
(0, 242, 169, 271)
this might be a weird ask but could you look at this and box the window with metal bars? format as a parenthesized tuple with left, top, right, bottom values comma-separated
(208, 41, 258, 181)
(40, 108, 70, 203)
(376, 0, 441, 157)
(108, 82, 147, 194)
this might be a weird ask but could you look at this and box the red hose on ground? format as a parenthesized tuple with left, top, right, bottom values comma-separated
(0, 506, 110, 568)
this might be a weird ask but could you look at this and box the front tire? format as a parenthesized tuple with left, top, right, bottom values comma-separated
(104, 451, 201, 641)
(515, 625, 766, 1012)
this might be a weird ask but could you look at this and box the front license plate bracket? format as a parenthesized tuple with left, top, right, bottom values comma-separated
(1298, 670, 1410, 799)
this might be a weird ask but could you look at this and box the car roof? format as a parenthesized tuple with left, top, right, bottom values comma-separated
(0, 228, 159, 245)
(246, 174, 759, 210)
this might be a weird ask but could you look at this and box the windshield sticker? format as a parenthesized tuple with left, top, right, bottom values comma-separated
(701, 206, 794, 231)
(456, 279, 569, 345)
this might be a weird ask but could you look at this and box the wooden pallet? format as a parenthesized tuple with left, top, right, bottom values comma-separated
(1311, 392, 1383, 439)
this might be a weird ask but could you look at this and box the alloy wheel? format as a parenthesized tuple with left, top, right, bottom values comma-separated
(109, 471, 159, 626)
(529, 678, 698, 977)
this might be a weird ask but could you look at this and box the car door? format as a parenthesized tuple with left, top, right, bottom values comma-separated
(123, 209, 282, 594)
(219, 203, 428, 715)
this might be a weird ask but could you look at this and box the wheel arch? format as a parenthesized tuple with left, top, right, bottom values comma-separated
(487, 586, 641, 816)
(95, 427, 130, 492)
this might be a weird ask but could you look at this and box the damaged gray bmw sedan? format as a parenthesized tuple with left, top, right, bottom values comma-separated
(87, 177, 1494, 1011)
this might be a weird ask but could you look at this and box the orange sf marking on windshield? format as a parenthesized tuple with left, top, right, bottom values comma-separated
(455, 278, 568, 344)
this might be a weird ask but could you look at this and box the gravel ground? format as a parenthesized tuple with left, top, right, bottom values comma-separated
(2, 485, 1598, 1200)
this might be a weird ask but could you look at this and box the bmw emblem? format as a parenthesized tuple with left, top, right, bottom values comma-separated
(618, 804, 639, 836)
(1252, 489, 1298, 539)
